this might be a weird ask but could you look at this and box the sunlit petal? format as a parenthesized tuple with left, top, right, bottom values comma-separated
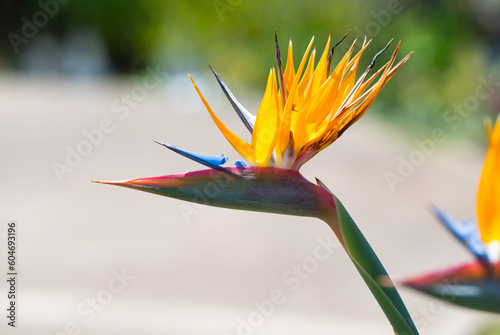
(188, 35, 410, 170)
(283, 38, 295, 92)
(477, 118, 500, 248)
(252, 68, 280, 166)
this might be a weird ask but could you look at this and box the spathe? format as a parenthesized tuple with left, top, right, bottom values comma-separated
(403, 261, 500, 313)
(94, 167, 333, 218)
(95, 166, 418, 334)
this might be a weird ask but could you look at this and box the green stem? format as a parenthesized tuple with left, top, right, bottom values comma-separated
(317, 180, 418, 334)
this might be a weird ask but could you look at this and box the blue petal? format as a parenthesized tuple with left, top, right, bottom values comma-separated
(235, 160, 247, 167)
(155, 141, 228, 168)
(433, 207, 490, 263)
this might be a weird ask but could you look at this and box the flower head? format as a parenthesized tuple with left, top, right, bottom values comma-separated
(430, 117, 500, 264)
(189, 32, 411, 170)
(404, 117, 500, 314)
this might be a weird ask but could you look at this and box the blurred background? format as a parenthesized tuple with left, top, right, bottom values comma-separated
(1, 0, 500, 334)
(2, 0, 500, 134)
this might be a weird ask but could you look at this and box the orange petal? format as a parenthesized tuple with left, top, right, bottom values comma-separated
(302, 33, 331, 103)
(477, 117, 500, 244)
(296, 48, 316, 102)
(283, 38, 295, 92)
(189, 74, 253, 162)
(252, 68, 280, 166)
(275, 37, 314, 165)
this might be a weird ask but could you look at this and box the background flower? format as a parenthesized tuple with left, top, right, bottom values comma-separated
(404, 118, 500, 314)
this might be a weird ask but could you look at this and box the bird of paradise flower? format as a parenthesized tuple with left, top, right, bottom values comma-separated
(404, 118, 500, 314)
(95, 32, 417, 334)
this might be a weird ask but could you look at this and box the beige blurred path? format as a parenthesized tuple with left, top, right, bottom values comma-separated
(0, 74, 497, 335)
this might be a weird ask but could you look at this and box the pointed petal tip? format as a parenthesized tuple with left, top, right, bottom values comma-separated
(92, 179, 112, 184)
(93, 175, 178, 191)
(208, 64, 216, 75)
(153, 140, 165, 146)
(92, 179, 130, 186)
(153, 140, 177, 151)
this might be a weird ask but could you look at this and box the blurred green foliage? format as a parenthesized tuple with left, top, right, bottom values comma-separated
(480, 323, 500, 335)
(2, 0, 499, 138)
